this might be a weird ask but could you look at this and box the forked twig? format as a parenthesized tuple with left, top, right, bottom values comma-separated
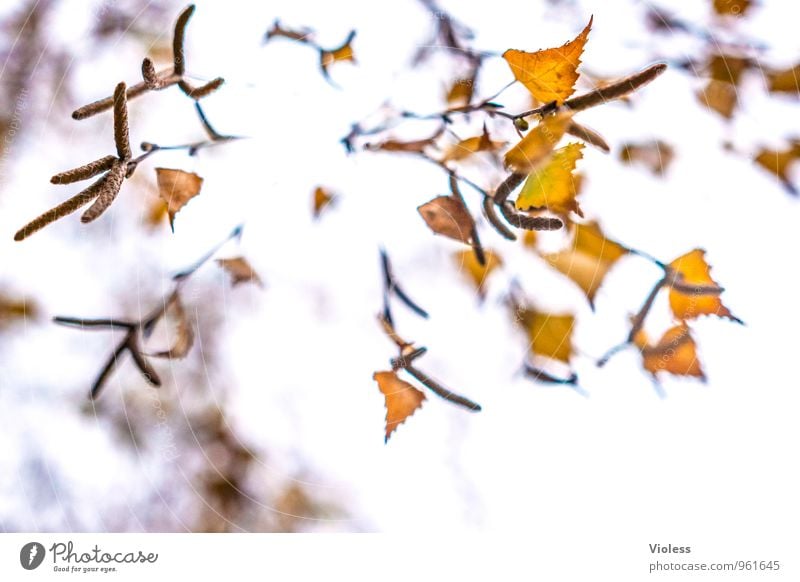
(55, 225, 246, 399)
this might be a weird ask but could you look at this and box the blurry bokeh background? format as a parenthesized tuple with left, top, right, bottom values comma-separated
(0, 0, 798, 534)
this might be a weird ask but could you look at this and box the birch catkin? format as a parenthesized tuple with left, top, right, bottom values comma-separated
(80, 161, 126, 223)
(50, 155, 116, 184)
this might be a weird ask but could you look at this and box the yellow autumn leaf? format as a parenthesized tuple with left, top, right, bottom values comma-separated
(516, 142, 584, 216)
(634, 324, 705, 379)
(504, 112, 573, 173)
(455, 249, 502, 297)
(668, 249, 739, 322)
(542, 221, 629, 307)
(503, 16, 592, 104)
(522, 230, 538, 249)
(445, 75, 476, 106)
(516, 307, 575, 363)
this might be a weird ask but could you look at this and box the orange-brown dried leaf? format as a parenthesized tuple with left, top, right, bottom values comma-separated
(216, 257, 263, 288)
(320, 33, 356, 74)
(418, 195, 475, 244)
(265, 20, 314, 43)
(766, 64, 800, 94)
(445, 75, 476, 106)
(312, 186, 337, 219)
(712, 0, 750, 17)
(503, 17, 592, 104)
(636, 324, 705, 379)
(442, 125, 504, 162)
(619, 140, 674, 176)
(504, 112, 573, 172)
(155, 168, 203, 229)
(753, 142, 800, 194)
(146, 198, 169, 227)
(697, 79, 737, 119)
(149, 292, 194, 359)
(0, 294, 37, 327)
(373, 371, 426, 442)
(668, 249, 737, 321)
(515, 307, 575, 363)
(542, 221, 628, 307)
(455, 249, 502, 297)
(516, 142, 584, 215)
(366, 129, 443, 154)
(707, 54, 751, 85)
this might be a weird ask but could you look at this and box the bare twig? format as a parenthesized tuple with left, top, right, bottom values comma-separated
(448, 171, 486, 266)
(523, 363, 579, 385)
(598, 276, 666, 367)
(380, 248, 429, 320)
(404, 365, 482, 411)
(55, 226, 246, 399)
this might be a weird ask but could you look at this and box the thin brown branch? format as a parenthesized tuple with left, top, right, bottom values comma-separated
(390, 347, 428, 371)
(53, 317, 135, 330)
(628, 277, 668, 343)
(127, 336, 162, 387)
(378, 314, 412, 350)
(448, 172, 485, 266)
(523, 363, 578, 385)
(178, 77, 225, 100)
(380, 248, 429, 320)
(597, 276, 667, 367)
(91, 339, 129, 400)
(404, 365, 482, 412)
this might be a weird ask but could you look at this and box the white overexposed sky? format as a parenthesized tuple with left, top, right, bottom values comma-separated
(0, 0, 799, 564)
